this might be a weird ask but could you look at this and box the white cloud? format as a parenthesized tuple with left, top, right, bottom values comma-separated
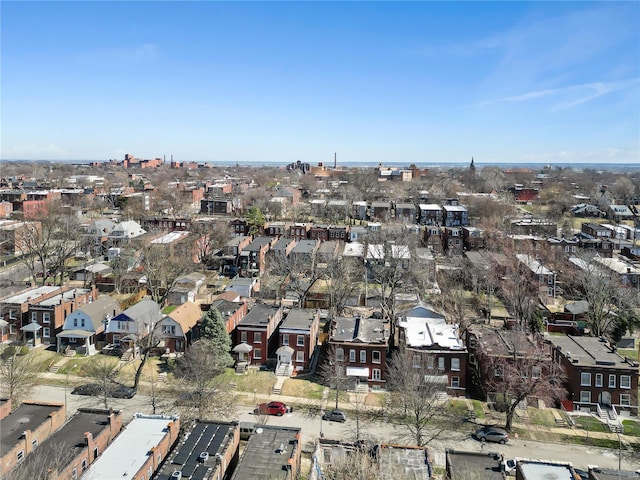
(476, 78, 639, 110)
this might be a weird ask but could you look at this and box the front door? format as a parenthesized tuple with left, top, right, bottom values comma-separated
(599, 391, 612, 407)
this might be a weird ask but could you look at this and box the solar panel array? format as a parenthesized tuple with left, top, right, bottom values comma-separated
(164, 422, 232, 479)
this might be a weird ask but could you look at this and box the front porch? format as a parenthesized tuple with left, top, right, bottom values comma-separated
(57, 330, 98, 356)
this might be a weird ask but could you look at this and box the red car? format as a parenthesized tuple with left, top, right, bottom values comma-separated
(254, 401, 288, 416)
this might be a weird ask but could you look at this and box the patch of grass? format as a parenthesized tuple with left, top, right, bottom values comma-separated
(365, 392, 385, 407)
(472, 400, 485, 419)
(622, 419, 640, 437)
(527, 408, 557, 427)
(28, 348, 60, 372)
(162, 305, 178, 314)
(280, 378, 324, 400)
(573, 416, 609, 433)
(217, 368, 276, 395)
(447, 399, 469, 418)
(57, 355, 120, 376)
(618, 348, 639, 361)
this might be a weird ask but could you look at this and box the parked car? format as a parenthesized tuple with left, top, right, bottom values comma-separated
(254, 401, 288, 416)
(322, 408, 347, 423)
(110, 384, 136, 399)
(474, 425, 509, 444)
(503, 458, 517, 475)
(71, 383, 103, 396)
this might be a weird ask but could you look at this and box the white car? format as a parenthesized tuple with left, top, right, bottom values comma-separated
(503, 458, 517, 476)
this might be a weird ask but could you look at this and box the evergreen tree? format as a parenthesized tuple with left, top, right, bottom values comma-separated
(200, 308, 233, 366)
(246, 206, 266, 235)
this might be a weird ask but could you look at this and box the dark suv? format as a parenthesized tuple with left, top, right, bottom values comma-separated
(322, 409, 347, 422)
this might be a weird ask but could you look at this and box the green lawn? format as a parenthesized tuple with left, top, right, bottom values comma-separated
(573, 416, 609, 433)
(472, 400, 486, 419)
(622, 419, 640, 437)
(446, 399, 470, 418)
(217, 368, 276, 395)
(280, 378, 324, 400)
(526, 408, 557, 427)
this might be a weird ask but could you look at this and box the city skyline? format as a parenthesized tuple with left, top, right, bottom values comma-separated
(1, 1, 639, 165)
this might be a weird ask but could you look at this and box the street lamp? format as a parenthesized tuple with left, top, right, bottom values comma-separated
(320, 410, 324, 438)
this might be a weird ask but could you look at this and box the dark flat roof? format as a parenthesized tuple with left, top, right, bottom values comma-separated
(231, 425, 300, 480)
(0, 403, 64, 455)
(10, 409, 118, 477)
(239, 304, 279, 328)
(446, 449, 504, 480)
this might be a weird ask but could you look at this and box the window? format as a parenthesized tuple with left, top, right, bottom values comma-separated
(297, 335, 304, 347)
(532, 366, 541, 379)
(43, 327, 50, 338)
(349, 350, 356, 362)
(253, 348, 262, 360)
(43, 312, 50, 324)
(580, 372, 591, 386)
(148, 465, 153, 477)
(372, 369, 381, 381)
(31, 312, 37, 322)
(253, 332, 262, 343)
(10, 324, 17, 334)
(547, 288, 554, 296)
(608, 375, 616, 388)
(16, 451, 24, 462)
(93, 447, 98, 458)
(82, 459, 88, 472)
(31, 439, 38, 448)
(282, 334, 289, 346)
(9, 309, 16, 319)
(360, 350, 366, 363)
(112, 335, 120, 345)
(580, 391, 591, 403)
(620, 394, 631, 406)
(451, 358, 460, 371)
(74, 318, 78, 327)
(595, 373, 603, 387)
(451, 377, 460, 388)
(336, 348, 344, 362)
(241, 331, 247, 343)
(620, 375, 631, 389)
(163, 325, 176, 335)
(372, 351, 381, 364)
(323, 448, 332, 463)
(412, 355, 421, 369)
(296, 350, 305, 363)
(81, 318, 85, 327)
(438, 357, 445, 370)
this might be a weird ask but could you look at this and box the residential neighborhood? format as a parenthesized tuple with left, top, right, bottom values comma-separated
(0, 157, 638, 479)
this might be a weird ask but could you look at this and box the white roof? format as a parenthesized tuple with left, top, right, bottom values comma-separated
(343, 242, 365, 257)
(82, 414, 178, 480)
(594, 257, 640, 275)
(516, 254, 554, 276)
(150, 231, 190, 244)
(3, 286, 59, 305)
(399, 316, 463, 349)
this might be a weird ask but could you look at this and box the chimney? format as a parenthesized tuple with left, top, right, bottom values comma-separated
(334, 152, 337, 169)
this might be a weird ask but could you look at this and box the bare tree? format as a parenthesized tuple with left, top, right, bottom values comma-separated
(566, 254, 640, 337)
(320, 252, 364, 319)
(386, 347, 459, 447)
(6, 440, 75, 480)
(190, 219, 231, 271)
(85, 355, 119, 409)
(0, 345, 40, 408)
(172, 339, 236, 420)
(321, 446, 380, 480)
(475, 339, 566, 432)
(137, 238, 194, 305)
(318, 344, 351, 410)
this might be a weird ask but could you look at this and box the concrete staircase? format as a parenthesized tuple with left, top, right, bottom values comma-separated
(275, 363, 289, 377)
(272, 376, 286, 395)
(120, 349, 133, 363)
(355, 383, 369, 394)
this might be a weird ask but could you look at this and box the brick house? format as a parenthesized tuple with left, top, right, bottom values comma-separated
(396, 304, 467, 396)
(465, 326, 555, 403)
(288, 222, 311, 240)
(515, 254, 557, 303)
(442, 205, 469, 227)
(208, 297, 248, 335)
(309, 224, 330, 241)
(582, 222, 612, 239)
(141, 216, 191, 232)
(443, 227, 464, 256)
(0, 402, 66, 477)
(9, 408, 123, 480)
(423, 226, 443, 255)
(264, 221, 290, 237)
(548, 335, 639, 416)
(370, 202, 392, 222)
(328, 315, 390, 391)
(230, 218, 250, 236)
(239, 236, 275, 277)
(394, 202, 417, 223)
(276, 308, 320, 374)
(154, 301, 202, 353)
(234, 303, 283, 366)
(328, 225, 349, 241)
(462, 226, 485, 251)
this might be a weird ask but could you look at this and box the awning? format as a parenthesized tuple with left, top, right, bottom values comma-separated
(58, 329, 93, 339)
(21, 323, 42, 332)
(346, 367, 369, 377)
(232, 343, 253, 353)
(276, 345, 294, 355)
(120, 334, 139, 342)
(424, 375, 448, 385)
(0, 319, 8, 327)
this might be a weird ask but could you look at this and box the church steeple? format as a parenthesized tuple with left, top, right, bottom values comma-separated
(470, 157, 476, 174)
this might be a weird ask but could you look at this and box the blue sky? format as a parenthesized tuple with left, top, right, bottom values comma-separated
(1, 1, 639, 165)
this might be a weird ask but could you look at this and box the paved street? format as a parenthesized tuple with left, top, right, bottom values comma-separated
(29, 384, 640, 472)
